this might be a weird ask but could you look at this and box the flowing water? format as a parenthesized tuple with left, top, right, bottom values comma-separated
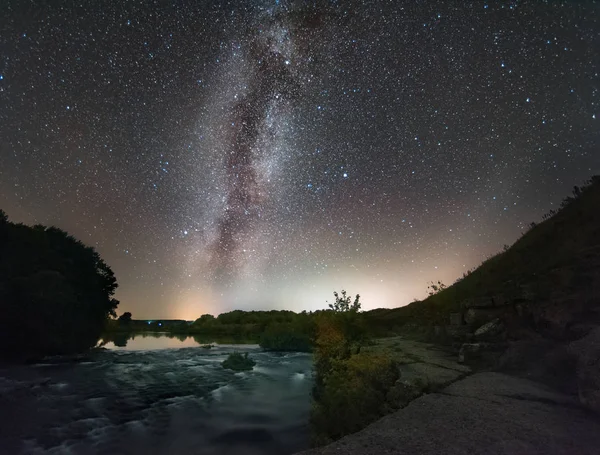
(0, 335, 313, 455)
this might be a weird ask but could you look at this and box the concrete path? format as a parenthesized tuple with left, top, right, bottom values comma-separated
(297, 372, 600, 455)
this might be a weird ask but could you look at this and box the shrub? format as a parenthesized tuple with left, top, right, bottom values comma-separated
(259, 325, 312, 352)
(311, 352, 400, 445)
(311, 291, 401, 445)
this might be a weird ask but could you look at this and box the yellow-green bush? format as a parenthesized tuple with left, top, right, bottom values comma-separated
(311, 352, 400, 445)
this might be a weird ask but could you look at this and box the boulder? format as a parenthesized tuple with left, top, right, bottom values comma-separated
(464, 307, 508, 327)
(570, 327, 600, 413)
(517, 283, 536, 302)
(446, 325, 472, 342)
(497, 339, 578, 394)
(462, 294, 516, 327)
(474, 318, 505, 341)
(458, 343, 485, 364)
(387, 378, 423, 409)
(568, 322, 599, 340)
(449, 313, 463, 326)
(428, 325, 451, 344)
(491, 294, 509, 307)
(529, 297, 591, 339)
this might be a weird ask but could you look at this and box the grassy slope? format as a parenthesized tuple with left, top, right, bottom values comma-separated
(366, 177, 600, 332)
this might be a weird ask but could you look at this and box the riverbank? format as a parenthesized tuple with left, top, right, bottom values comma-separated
(362, 337, 471, 404)
(298, 371, 600, 455)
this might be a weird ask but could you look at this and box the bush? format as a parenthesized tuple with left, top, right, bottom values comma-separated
(311, 352, 400, 445)
(310, 291, 402, 445)
(259, 324, 312, 352)
(222, 352, 256, 371)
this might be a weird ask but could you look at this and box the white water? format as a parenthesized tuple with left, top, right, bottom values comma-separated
(0, 339, 313, 455)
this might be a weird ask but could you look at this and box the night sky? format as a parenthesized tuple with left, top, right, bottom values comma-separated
(1, 1, 599, 319)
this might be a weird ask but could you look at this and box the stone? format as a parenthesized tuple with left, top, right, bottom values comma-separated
(498, 340, 578, 394)
(296, 373, 600, 455)
(386, 379, 423, 409)
(569, 322, 599, 340)
(446, 325, 471, 342)
(533, 298, 585, 339)
(429, 325, 450, 344)
(458, 343, 484, 364)
(517, 283, 536, 302)
(474, 318, 505, 341)
(570, 327, 600, 414)
(458, 342, 506, 365)
(491, 294, 509, 306)
(464, 307, 507, 326)
(397, 362, 464, 392)
(449, 312, 463, 326)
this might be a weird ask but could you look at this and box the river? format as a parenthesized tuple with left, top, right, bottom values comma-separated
(0, 335, 313, 455)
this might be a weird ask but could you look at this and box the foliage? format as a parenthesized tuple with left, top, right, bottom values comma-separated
(105, 309, 318, 353)
(0, 213, 119, 361)
(427, 280, 446, 296)
(221, 352, 256, 371)
(328, 290, 361, 312)
(310, 290, 400, 445)
(118, 312, 132, 324)
(259, 323, 312, 352)
(311, 352, 400, 445)
(194, 314, 215, 324)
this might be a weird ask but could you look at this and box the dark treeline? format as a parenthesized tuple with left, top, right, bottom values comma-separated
(106, 309, 317, 352)
(0, 210, 119, 362)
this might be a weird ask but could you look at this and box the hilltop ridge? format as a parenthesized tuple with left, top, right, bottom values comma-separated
(366, 175, 600, 341)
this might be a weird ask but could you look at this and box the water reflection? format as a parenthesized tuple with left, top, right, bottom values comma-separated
(99, 332, 259, 350)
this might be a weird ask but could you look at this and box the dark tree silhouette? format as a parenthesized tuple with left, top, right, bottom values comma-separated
(118, 312, 132, 324)
(0, 212, 119, 361)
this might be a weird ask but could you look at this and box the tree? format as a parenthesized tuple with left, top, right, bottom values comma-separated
(328, 290, 361, 312)
(118, 312, 132, 324)
(195, 314, 216, 324)
(0, 214, 119, 361)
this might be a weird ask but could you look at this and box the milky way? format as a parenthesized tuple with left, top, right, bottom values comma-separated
(1, 1, 598, 318)
(209, 11, 300, 283)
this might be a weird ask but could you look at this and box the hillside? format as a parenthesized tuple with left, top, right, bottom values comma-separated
(366, 175, 600, 339)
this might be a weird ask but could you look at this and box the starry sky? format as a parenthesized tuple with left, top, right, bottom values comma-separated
(1, 1, 599, 319)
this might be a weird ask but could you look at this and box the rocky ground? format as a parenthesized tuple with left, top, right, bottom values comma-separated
(363, 337, 471, 403)
(299, 331, 600, 455)
(297, 371, 600, 455)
